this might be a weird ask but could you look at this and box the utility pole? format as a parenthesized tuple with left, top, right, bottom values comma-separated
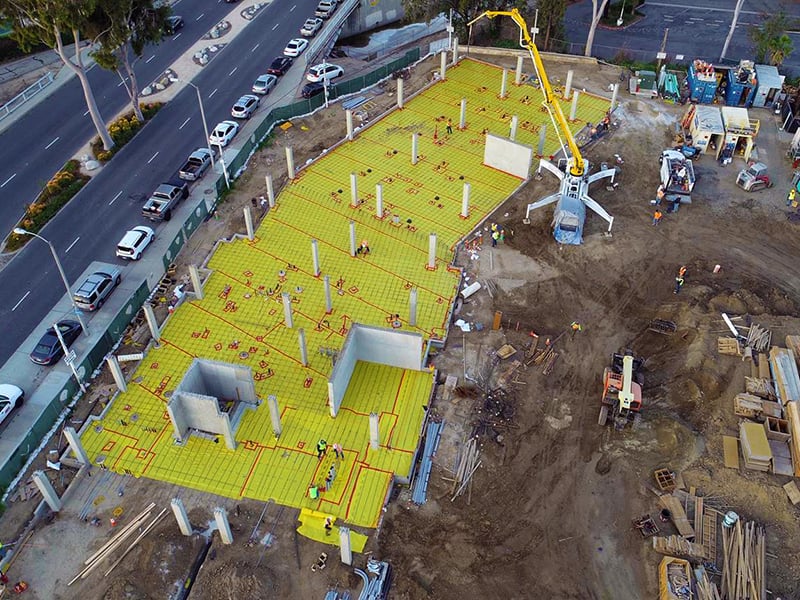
(656, 28, 669, 72)
(721, 0, 746, 61)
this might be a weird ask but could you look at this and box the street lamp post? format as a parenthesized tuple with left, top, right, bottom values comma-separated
(182, 79, 230, 188)
(13, 228, 89, 335)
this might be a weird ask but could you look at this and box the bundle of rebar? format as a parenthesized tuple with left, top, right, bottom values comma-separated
(720, 519, 766, 600)
(451, 437, 481, 503)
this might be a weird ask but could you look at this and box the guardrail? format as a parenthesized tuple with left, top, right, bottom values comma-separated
(0, 71, 55, 122)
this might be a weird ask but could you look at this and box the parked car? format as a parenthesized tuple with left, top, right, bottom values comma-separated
(306, 63, 344, 83)
(165, 15, 184, 34)
(29, 320, 82, 366)
(300, 18, 323, 37)
(209, 120, 240, 147)
(252, 73, 278, 95)
(179, 147, 215, 181)
(315, 0, 337, 19)
(141, 182, 189, 222)
(116, 226, 155, 260)
(73, 267, 122, 312)
(0, 384, 24, 426)
(283, 38, 309, 57)
(231, 94, 260, 119)
(301, 82, 325, 98)
(267, 56, 293, 76)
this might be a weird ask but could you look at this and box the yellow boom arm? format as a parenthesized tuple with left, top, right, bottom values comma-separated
(469, 9, 585, 177)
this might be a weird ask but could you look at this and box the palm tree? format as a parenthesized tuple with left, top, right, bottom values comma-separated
(769, 34, 793, 66)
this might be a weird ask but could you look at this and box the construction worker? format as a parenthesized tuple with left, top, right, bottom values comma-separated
(446, 118, 453, 134)
(308, 483, 319, 500)
(678, 265, 687, 278)
(357, 240, 370, 255)
(316, 439, 327, 460)
(674, 276, 685, 294)
(491, 229, 500, 247)
(570, 321, 582, 338)
(324, 516, 333, 536)
(788, 187, 797, 207)
(656, 185, 665, 205)
(653, 209, 663, 226)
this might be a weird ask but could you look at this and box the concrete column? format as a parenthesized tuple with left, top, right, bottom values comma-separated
(375, 184, 384, 219)
(282, 292, 293, 328)
(369, 412, 380, 450)
(564, 69, 574, 100)
(33, 471, 61, 512)
(311, 239, 321, 277)
(349, 220, 357, 257)
(500, 68, 508, 98)
(440, 50, 447, 80)
(244, 206, 254, 241)
(611, 83, 620, 111)
(64, 426, 90, 465)
(569, 91, 580, 121)
(537, 123, 547, 156)
(286, 146, 295, 180)
(346, 109, 354, 141)
(298, 328, 308, 367)
(461, 182, 470, 218)
(105, 354, 127, 392)
(409, 288, 418, 327)
(171, 498, 193, 536)
(266, 174, 275, 207)
(323, 275, 333, 314)
(350, 172, 359, 208)
(339, 526, 353, 565)
(213, 507, 233, 545)
(397, 76, 404, 109)
(452, 37, 459, 63)
(509, 115, 519, 141)
(515, 55, 524, 84)
(411, 133, 419, 165)
(267, 394, 282, 437)
(143, 303, 160, 343)
(459, 98, 467, 130)
(189, 265, 203, 300)
(428, 233, 437, 269)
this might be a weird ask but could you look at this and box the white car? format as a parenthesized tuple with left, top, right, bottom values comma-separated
(0, 384, 23, 426)
(306, 63, 344, 83)
(300, 18, 323, 37)
(283, 38, 309, 57)
(209, 120, 240, 147)
(116, 226, 155, 260)
(231, 94, 260, 119)
(252, 74, 278, 95)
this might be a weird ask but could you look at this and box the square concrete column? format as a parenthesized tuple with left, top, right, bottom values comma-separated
(267, 394, 282, 437)
(143, 303, 160, 344)
(244, 206, 254, 240)
(105, 354, 127, 392)
(339, 526, 353, 565)
(171, 498, 193, 536)
(515, 55, 524, 85)
(189, 265, 204, 300)
(369, 412, 380, 450)
(286, 146, 295, 180)
(33, 471, 62, 512)
(214, 507, 233, 545)
(282, 292, 294, 328)
(64, 426, 90, 465)
(265, 174, 275, 207)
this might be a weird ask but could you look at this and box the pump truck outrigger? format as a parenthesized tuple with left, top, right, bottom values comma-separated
(468, 9, 617, 245)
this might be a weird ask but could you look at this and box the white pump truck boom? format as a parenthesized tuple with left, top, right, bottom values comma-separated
(468, 9, 616, 245)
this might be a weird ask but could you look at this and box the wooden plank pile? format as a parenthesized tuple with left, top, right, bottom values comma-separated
(720, 519, 766, 600)
(717, 337, 741, 356)
(659, 494, 695, 539)
(746, 324, 771, 353)
(695, 566, 722, 600)
(769, 346, 800, 404)
(733, 393, 781, 421)
(739, 421, 772, 472)
(744, 376, 776, 401)
(450, 437, 481, 503)
(652, 534, 706, 558)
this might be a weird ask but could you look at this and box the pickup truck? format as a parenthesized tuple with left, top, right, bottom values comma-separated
(315, 0, 336, 19)
(659, 149, 695, 204)
(141, 181, 189, 222)
(179, 148, 213, 181)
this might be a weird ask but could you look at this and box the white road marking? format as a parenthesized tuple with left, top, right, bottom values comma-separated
(147, 151, 160, 164)
(173, 32, 182, 41)
(229, 67, 238, 76)
(290, 5, 296, 11)
(174, 0, 181, 5)
(179, 117, 191, 130)
(209, 88, 218, 98)
(272, 23, 279, 31)
(196, 13, 205, 21)
(252, 43, 260, 52)
(65, 236, 80, 253)
(109, 190, 123, 205)
(0, 173, 16, 187)
(11, 291, 30, 312)
(83, 109, 90, 116)
(645, 1, 758, 15)
(146, 55, 155, 63)
(44, 137, 60, 150)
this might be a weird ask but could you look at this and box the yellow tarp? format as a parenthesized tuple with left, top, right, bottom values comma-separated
(297, 508, 368, 551)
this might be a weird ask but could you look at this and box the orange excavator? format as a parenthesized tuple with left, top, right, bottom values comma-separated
(599, 350, 645, 430)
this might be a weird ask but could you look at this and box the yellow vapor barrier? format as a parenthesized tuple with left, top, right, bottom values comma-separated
(297, 508, 368, 551)
(82, 58, 609, 528)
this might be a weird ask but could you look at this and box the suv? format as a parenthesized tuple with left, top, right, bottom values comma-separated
(300, 18, 323, 37)
(315, 0, 336, 19)
(231, 94, 260, 119)
(73, 267, 122, 311)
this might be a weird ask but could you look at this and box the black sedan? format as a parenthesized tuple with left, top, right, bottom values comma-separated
(165, 15, 184, 35)
(301, 82, 325, 98)
(29, 320, 82, 366)
(267, 56, 293, 76)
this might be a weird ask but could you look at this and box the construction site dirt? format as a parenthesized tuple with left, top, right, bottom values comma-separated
(2, 50, 800, 600)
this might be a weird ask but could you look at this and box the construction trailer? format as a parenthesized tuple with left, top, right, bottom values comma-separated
(720, 106, 759, 164)
(686, 59, 718, 104)
(660, 150, 696, 202)
(752, 64, 784, 109)
(722, 60, 758, 108)
(682, 105, 725, 156)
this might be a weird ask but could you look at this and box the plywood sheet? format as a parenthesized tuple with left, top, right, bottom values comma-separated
(784, 481, 800, 506)
(723, 435, 740, 469)
(659, 494, 695, 538)
(740, 421, 772, 461)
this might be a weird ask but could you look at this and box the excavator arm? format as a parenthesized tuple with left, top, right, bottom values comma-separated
(468, 9, 585, 178)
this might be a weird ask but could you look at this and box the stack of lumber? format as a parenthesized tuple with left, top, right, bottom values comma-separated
(717, 337, 741, 356)
(746, 324, 771, 353)
(694, 566, 722, 600)
(659, 494, 695, 539)
(769, 438, 794, 476)
(450, 437, 481, 502)
(786, 401, 800, 476)
(652, 535, 706, 558)
(768, 347, 800, 404)
(744, 376, 776, 401)
(721, 519, 766, 600)
(733, 393, 781, 421)
(784, 335, 800, 364)
(739, 422, 772, 472)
